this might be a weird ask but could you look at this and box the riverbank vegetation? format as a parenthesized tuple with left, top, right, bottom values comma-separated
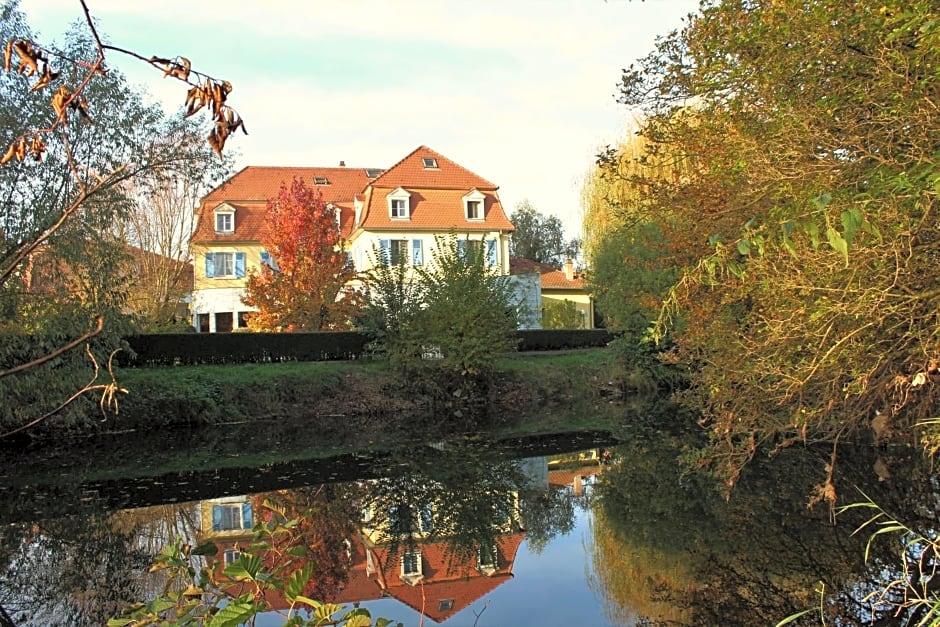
(583, 0, 940, 496)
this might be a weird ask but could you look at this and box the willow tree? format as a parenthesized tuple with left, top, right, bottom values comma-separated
(615, 0, 940, 490)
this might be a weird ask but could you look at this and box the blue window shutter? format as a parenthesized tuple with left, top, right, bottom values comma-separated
(412, 239, 423, 266)
(486, 239, 497, 266)
(235, 252, 246, 278)
(260, 250, 270, 267)
(205, 253, 215, 278)
(380, 239, 391, 265)
(457, 239, 467, 260)
(212, 505, 223, 531)
(242, 502, 253, 529)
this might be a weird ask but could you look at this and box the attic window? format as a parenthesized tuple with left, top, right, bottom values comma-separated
(214, 207, 235, 233)
(438, 600, 455, 612)
(463, 189, 486, 221)
(314, 176, 329, 185)
(422, 157, 438, 168)
(365, 168, 384, 178)
(387, 187, 411, 220)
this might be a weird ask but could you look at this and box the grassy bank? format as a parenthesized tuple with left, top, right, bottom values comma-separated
(112, 348, 626, 437)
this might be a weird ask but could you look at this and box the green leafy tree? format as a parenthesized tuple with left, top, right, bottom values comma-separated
(509, 200, 579, 268)
(0, 0, 243, 438)
(383, 233, 519, 378)
(609, 0, 940, 489)
(541, 299, 585, 330)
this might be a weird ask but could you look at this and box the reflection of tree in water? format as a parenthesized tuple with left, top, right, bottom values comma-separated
(250, 484, 364, 602)
(590, 425, 940, 626)
(0, 513, 150, 626)
(519, 485, 574, 554)
(361, 441, 530, 570)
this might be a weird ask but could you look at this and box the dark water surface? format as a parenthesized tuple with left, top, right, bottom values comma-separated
(0, 419, 936, 626)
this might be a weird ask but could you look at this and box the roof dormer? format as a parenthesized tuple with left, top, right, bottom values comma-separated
(387, 187, 411, 220)
(213, 202, 236, 234)
(463, 189, 486, 221)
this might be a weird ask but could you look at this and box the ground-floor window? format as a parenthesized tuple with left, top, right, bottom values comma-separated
(215, 311, 233, 333)
(237, 311, 251, 328)
(197, 313, 210, 333)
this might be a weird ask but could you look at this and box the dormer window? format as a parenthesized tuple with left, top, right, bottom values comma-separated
(214, 206, 235, 233)
(463, 189, 486, 221)
(314, 176, 329, 185)
(387, 187, 411, 220)
(422, 157, 438, 168)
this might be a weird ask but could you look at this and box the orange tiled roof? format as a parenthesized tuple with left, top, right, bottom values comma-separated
(359, 146, 514, 232)
(194, 166, 376, 244)
(370, 146, 497, 190)
(509, 258, 587, 290)
(202, 166, 375, 206)
(360, 187, 511, 232)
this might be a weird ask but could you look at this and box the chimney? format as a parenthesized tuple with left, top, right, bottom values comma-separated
(339, 160, 346, 167)
(563, 258, 575, 281)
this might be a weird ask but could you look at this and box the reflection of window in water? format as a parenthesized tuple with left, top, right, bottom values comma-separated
(212, 502, 253, 531)
(402, 551, 422, 576)
(478, 543, 498, 570)
(223, 548, 241, 564)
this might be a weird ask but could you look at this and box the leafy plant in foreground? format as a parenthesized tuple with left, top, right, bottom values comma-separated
(109, 501, 400, 627)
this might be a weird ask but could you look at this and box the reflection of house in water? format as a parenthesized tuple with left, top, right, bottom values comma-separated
(546, 449, 607, 497)
(352, 494, 526, 623)
(196, 491, 526, 624)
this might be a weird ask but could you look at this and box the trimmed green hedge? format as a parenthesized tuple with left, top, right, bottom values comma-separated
(121, 329, 616, 366)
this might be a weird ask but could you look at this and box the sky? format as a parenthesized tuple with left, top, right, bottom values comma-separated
(19, 0, 699, 239)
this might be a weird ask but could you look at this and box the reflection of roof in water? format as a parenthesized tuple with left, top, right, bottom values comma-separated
(348, 533, 526, 623)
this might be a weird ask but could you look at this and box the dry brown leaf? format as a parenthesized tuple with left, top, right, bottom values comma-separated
(3, 40, 12, 73)
(13, 40, 39, 76)
(0, 141, 17, 165)
(51, 84, 70, 122)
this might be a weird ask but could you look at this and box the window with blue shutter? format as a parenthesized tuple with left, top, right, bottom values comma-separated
(486, 239, 497, 266)
(260, 250, 270, 266)
(205, 253, 215, 278)
(242, 502, 253, 528)
(412, 239, 423, 266)
(235, 252, 246, 278)
(457, 239, 467, 260)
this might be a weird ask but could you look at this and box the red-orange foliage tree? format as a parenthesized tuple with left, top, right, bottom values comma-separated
(242, 178, 360, 331)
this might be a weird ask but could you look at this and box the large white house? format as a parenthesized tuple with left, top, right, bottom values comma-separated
(190, 146, 516, 332)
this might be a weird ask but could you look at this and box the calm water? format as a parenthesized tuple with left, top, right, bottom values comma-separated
(1, 420, 937, 626)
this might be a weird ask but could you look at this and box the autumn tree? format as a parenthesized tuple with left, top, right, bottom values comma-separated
(509, 200, 579, 268)
(610, 0, 940, 489)
(243, 178, 360, 331)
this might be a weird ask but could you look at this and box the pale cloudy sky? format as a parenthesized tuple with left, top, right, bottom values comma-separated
(20, 0, 699, 238)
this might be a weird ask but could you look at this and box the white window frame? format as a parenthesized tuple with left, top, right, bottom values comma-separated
(205, 251, 246, 279)
(388, 187, 411, 220)
(463, 189, 486, 221)
(401, 551, 423, 577)
(215, 210, 234, 233)
(212, 252, 234, 277)
(422, 157, 438, 168)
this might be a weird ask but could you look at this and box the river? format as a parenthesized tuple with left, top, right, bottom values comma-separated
(0, 414, 937, 626)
